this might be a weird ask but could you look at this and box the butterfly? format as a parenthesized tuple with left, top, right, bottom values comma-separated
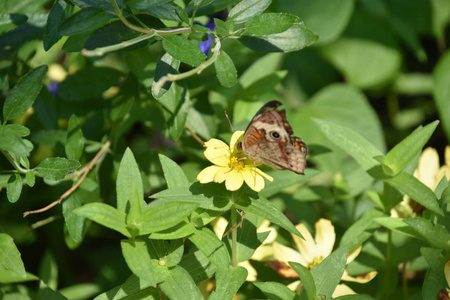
(238, 101, 308, 174)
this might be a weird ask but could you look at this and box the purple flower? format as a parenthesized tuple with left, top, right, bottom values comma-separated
(47, 82, 59, 97)
(197, 19, 215, 56)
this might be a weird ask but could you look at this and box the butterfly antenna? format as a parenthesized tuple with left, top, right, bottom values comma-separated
(224, 111, 234, 132)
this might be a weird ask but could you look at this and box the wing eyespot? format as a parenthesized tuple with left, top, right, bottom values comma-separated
(269, 131, 281, 140)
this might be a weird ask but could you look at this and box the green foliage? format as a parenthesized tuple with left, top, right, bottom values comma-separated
(1, 0, 450, 299)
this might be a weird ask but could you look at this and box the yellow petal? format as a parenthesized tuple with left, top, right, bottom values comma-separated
(224, 169, 244, 191)
(210, 216, 228, 240)
(446, 146, 450, 167)
(238, 260, 257, 281)
(445, 259, 450, 286)
(203, 138, 230, 166)
(415, 147, 439, 189)
(341, 270, 377, 283)
(346, 245, 362, 264)
(273, 241, 309, 267)
(242, 168, 265, 192)
(230, 131, 245, 151)
(332, 284, 356, 298)
(252, 245, 274, 261)
(287, 280, 302, 294)
(315, 219, 335, 259)
(197, 165, 223, 183)
(255, 168, 274, 181)
(292, 224, 316, 264)
(213, 166, 230, 183)
(257, 220, 277, 244)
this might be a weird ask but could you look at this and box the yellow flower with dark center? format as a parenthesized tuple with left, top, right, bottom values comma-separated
(197, 131, 273, 192)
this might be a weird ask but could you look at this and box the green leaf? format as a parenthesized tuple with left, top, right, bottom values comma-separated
(5, 124, 30, 137)
(290, 262, 316, 300)
(240, 23, 319, 53)
(383, 120, 439, 175)
(6, 174, 22, 203)
(339, 208, 384, 248)
(150, 221, 197, 240)
(3, 65, 48, 122)
(141, 201, 199, 234)
(159, 83, 192, 140)
(60, 7, 110, 36)
(235, 195, 303, 239)
(62, 190, 85, 243)
(44, 0, 73, 50)
(126, 191, 144, 237)
(0, 126, 31, 156)
(209, 266, 247, 300)
(58, 67, 122, 102)
(194, 0, 214, 9)
(0, 14, 28, 35)
(159, 266, 204, 300)
(334, 295, 376, 300)
(375, 217, 418, 237)
(214, 50, 237, 87)
(284, 0, 353, 44)
(116, 148, 144, 213)
(179, 249, 217, 283)
(159, 154, 189, 188)
(126, 1, 182, 21)
(243, 13, 301, 35)
(260, 169, 320, 198)
(310, 246, 348, 298)
(74, 203, 130, 237)
(404, 217, 450, 250)
(433, 50, 450, 141)
(121, 239, 159, 287)
(162, 35, 207, 67)
(25, 171, 35, 187)
(65, 115, 84, 161)
(214, 18, 229, 37)
(223, 218, 259, 262)
(152, 53, 180, 99)
(188, 227, 230, 271)
(384, 172, 443, 216)
(93, 275, 158, 300)
(253, 281, 297, 300)
(0, 270, 38, 284)
(152, 183, 232, 211)
(313, 118, 385, 178)
(0, 233, 26, 278)
(36, 157, 80, 181)
(228, 0, 271, 23)
(421, 247, 447, 300)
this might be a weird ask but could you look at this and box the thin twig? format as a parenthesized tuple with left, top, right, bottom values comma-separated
(23, 141, 111, 217)
(184, 126, 204, 146)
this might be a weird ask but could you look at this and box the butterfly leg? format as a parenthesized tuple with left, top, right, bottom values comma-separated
(223, 210, 246, 237)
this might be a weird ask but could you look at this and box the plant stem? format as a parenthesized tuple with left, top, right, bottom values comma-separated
(110, 0, 191, 35)
(231, 202, 238, 267)
(152, 38, 221, 95)
(383, 229, 393, 297)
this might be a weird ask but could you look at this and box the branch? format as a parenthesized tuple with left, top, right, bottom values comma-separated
(23, 141, 111, 217)
(152, 38, 221, 95)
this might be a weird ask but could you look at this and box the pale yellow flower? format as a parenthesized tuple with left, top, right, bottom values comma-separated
(391, 146, 450, 217)
(439, 260, 450, 300)
(270, 219, 377, 297)
(210, 217, 278, 282)
(197, 131, 273, 192)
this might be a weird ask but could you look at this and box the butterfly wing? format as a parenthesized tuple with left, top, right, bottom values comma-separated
(245, 139, 307, 174)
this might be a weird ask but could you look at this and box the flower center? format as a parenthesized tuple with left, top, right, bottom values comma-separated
(308, 257, 323, 269)
(229, 155, 245, 171)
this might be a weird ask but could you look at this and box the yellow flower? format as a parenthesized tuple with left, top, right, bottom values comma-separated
(391, 146, 450, 217)
(197, 131, 273, 192)
(269, 219, 377, 297)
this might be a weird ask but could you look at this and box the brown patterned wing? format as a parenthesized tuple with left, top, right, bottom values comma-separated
(245, 139, 307, 174)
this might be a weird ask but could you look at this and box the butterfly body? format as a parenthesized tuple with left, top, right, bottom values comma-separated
(239, 101, 307, 174)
